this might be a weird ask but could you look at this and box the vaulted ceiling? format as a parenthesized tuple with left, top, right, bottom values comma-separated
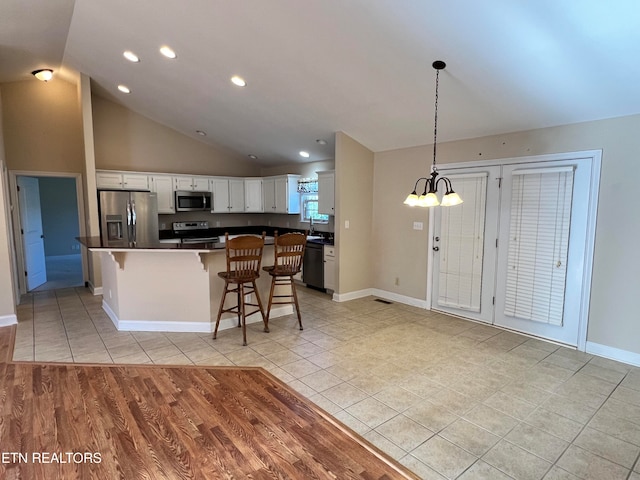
(2, 0, 639, 166)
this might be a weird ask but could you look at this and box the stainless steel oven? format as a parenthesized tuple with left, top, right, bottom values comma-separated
(175, 190, 212, 212)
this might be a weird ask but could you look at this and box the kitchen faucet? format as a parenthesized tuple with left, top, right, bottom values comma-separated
(309, 216, 315, 234)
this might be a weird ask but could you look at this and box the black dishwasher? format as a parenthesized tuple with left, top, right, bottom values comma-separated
(303, 242, 324, 290)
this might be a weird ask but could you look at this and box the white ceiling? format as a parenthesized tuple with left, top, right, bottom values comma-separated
(2, 0, 640, 166)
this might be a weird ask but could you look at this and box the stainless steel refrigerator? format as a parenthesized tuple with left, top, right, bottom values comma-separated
(99, 190, 159, 247)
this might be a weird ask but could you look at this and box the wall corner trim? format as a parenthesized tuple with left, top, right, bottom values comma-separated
(0, 314, 18, 327)
(585, 341, 640, 368)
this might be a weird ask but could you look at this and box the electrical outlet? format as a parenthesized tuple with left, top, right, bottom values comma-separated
(413, 222, 423, 230)
(216, 221, 220, 227)
(248, 220, 252, 226)
(345, 220, 350, 229)
(286, 222, 290, 227)
(160, 222, 166, 229)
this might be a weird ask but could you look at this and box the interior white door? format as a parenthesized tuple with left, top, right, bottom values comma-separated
(494, 159, 592, 345)
(18, 176, 47, 290)
(431, 167, 500, 323)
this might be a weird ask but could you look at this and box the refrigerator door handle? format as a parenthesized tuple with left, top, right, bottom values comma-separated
(126, 202, 132, 242)
(131, 201, 137, 244)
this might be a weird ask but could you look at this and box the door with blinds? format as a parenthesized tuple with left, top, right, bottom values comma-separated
(431, 167, 500, 324)
(432, 155, 597, 347)
(494, 160, 592, 345)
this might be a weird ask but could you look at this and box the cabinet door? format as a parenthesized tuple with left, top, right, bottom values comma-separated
(244, 178, 263, 212)
(263, 177, 276, 212)
(96, 172, 123, 189)
(149, 176, 175, 213)
(323, 246, 336, 291)
(211, 178, 230, 213)
(229, 179, 245, 212)
(173, 176, 194, 191)
(122, 173, 149, 190)
(318, 172, 335, 215)
(273, 177, 288, 213)
(192, 177, 209, 191)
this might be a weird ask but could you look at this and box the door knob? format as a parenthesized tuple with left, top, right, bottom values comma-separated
(433, 246, 439, 251)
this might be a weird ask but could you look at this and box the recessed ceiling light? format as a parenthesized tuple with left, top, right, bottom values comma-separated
(117, 85, 131, 94)
(316, 139, 328, 145)
(299, 151, 310, 158)
(196, 130, 207, 136)
(248, 154, 258, 160)
(231, 76, 247, 87)
(159, 45, 177, 59)
(123, 50, 139, 63)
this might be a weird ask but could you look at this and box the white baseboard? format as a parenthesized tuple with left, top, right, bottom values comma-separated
(371, 289, 429, 309)
(332, 287, 429, 310)
(0, 314, 18, 327)
(89, 281, 103, 296)
(332, 288, 374, 302)
(102, 300, 292, 333)
(586, 341, 640, 367)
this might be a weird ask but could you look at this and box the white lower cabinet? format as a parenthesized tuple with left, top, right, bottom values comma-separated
(149, 175, 175, 213)
(323, 245, 335, 291)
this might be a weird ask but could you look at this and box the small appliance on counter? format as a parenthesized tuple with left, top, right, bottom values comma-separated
(172, 221, 219, 245)
(175, 191, 212, 212)
(99, 190, 159, 247)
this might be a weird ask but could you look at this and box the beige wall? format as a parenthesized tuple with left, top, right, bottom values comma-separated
(1, 79, 85, 172)
(373, 114, 640, 354)
(0, 89, 17, 320)
(335, 132, 374, 295)
(92, 95, 257, 176)
(260, 159, 335, 178)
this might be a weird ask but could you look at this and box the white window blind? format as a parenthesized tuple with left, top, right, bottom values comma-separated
(504, 166, 574, 326)
(438, 173, 487, 312)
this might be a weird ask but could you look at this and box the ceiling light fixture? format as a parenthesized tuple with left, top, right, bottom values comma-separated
(31, 69, 53, 82)
(231, 76, 246, 87)
(123, 51, 140, 62)
(299, 151, 310, 158)
(404, 61, 462, 208)
(117, 85, 131, 94)
(196, 130, 207, 136)
(316, 139, 328, 145)
(159, 45, 177, 59)
(248, 154, 258, 160)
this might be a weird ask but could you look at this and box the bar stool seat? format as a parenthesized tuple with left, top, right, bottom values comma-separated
(263, 231, 307, 332)
(213, 232, 268, 346)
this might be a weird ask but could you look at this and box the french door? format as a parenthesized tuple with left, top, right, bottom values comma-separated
(431, 153, 598, 347)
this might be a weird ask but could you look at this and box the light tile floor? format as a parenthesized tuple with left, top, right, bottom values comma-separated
(12, 286, 640, 480)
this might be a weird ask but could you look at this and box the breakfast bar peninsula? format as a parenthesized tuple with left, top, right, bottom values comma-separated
(78, 236, 285, 333)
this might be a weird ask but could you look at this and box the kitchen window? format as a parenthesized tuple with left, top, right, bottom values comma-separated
(301, 194, 329, 224)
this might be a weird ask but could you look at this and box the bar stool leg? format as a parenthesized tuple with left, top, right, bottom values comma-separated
(252, 280, 269, 333)
(264, 275, 276, 331)
(290, 277, 303, 330)
(239, 283, 247, 346)
(214, 280, 229, 340)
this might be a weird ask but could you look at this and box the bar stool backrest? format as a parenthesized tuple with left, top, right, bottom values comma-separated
(273, 232, 306, 275)
(225, 232, 266, 278)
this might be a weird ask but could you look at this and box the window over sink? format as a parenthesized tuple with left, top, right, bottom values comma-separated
(301, 194, 329, 224)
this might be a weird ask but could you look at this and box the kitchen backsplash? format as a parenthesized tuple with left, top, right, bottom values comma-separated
(159, 212, 334, 233)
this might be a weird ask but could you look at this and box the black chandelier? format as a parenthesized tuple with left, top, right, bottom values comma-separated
(404, 61, 462, 207)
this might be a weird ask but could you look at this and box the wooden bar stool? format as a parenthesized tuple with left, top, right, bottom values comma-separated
(262, 231, 307, 332)
(213, 232, 268, 346)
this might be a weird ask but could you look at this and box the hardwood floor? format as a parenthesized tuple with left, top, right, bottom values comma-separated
(0, 325, 418, 479)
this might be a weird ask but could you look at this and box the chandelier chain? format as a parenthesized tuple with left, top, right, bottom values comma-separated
(432, 68, 440, 171)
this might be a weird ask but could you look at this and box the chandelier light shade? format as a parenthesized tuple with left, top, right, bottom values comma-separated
(404, 61, 462, 208)
(31, 69, 53, 82)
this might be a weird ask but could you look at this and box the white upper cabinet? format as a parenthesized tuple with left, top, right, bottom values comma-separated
(317, 170, 335, 215)
(173, 176, 210, 191)
(263, 175, 301, 214)
(210, 178, 231, 213)
(96, 171, 149, 190)
(149, 175, 175, 214)
(229, 179, 245, 212)
(244, 178, 263, 212)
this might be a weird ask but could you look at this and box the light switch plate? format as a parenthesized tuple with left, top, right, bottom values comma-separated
(345, 220, 350, 229)
(413, 222, 424, 230)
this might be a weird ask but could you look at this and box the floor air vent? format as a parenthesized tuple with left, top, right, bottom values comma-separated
(374, 298, 392, 304)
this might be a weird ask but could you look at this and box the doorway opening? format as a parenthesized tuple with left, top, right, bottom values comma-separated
(10, 172, 87, 294)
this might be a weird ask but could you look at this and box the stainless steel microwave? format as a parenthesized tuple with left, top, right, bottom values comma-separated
(175, 190, 212, 212)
